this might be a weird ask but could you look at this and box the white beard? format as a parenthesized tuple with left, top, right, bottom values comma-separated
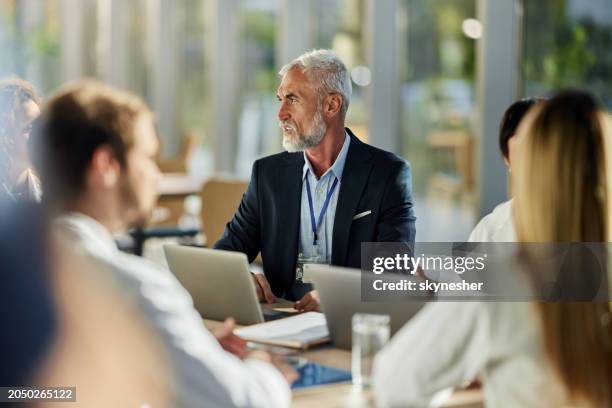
(281, 110, 327, 153)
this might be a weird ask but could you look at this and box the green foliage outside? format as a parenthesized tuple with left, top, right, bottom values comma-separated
(523, 0, 612, 107)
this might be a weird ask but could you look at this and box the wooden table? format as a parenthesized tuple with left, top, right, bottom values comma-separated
(204, 304, 483, 408)
(293, 347, 481, 407)
(158, 173, 204, 197)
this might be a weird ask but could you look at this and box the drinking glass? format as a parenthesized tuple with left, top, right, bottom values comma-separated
(351, 313, 390, 387)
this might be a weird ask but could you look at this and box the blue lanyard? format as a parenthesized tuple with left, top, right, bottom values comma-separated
(305, 173, 339, 246)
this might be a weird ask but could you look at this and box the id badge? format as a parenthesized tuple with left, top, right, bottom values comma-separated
(296, 253, 320, 283)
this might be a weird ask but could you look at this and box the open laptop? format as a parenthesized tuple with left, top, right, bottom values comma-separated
(164, 245, 287, 325)
(305, 264, 427, 350)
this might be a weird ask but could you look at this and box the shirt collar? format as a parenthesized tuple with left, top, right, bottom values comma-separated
(302, 131, 351, 181)
(53, 212, 119, 256)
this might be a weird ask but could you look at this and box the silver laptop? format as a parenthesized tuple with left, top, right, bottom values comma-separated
(305, 264, 426, 350)
(163, 245, 265, 325)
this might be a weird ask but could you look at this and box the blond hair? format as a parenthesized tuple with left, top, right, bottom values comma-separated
(513, 90, 612, 407)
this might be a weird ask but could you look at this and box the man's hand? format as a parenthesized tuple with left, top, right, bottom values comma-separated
(252, 273, 277, 304)
(293, 290, 320, 312)
(247, 350, 299, 385)
(213, 318, 247, 359)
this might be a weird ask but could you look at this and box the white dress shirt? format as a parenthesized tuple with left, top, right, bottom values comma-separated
(299, 132, 350, 263)
(54, 213, 291, 408)
(372, 300, 567, 407)
(468, 199, 515, 242)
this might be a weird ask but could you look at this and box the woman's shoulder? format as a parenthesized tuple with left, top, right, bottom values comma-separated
(491, 199, 513, 217)
(468, 199, 514, 242)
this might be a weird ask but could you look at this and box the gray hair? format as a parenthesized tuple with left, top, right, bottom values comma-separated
(279, 49, 352, 116)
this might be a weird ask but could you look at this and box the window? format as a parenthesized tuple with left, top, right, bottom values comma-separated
(235, 0, 279, 177)
(522, 0, 612, 109)
(176, 0, 214, 175)
(398, 0, 478, 240)
(0, 0, 61, 93)
(310, 0, 369, 142)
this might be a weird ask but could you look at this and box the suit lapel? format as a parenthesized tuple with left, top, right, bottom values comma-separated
(276, 153, 304, 283)
(332, 128, 373, 265)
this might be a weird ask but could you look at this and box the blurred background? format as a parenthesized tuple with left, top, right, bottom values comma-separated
(1, 0, 611, 242)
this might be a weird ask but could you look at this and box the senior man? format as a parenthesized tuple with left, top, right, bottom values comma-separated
(215, 49, 416, 311)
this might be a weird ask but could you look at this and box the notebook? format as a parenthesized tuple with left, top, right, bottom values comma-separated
(235, 312, 330, 349)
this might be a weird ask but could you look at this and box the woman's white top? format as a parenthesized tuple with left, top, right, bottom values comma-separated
(468, 199, 515, 242)
(373, 198, 571, 407)
(372, 301, 567, 407)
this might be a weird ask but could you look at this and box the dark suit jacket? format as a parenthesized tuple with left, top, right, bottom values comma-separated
(215, 128, 416, 298)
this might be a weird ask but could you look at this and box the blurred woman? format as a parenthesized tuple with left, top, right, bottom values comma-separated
(0, 77, 42, 202)
(373, 90, 612, 407)
(468, 97, 544, 242)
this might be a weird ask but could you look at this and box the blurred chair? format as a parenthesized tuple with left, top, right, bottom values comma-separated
(347, 124, 369, 144)
(157, 131, 198, 174)
(155, 172, 204, 226)
(200, 177, 248, 247)
(426, 129, 474, 201)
